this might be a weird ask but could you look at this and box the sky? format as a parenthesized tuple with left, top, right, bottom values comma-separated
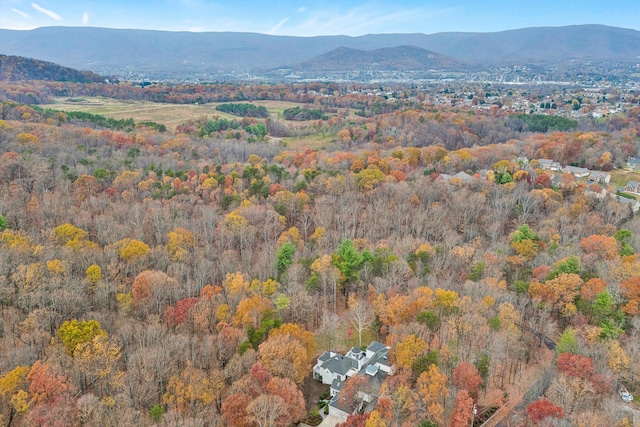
(1, 0, 638, 36)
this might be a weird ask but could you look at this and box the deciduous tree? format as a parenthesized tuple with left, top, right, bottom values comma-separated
(526, 398, 563, 424)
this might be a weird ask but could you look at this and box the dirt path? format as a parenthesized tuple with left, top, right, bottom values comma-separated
(480, 349, 555, 427)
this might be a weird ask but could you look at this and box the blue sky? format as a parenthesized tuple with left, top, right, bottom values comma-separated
(1, 0, 638, 35)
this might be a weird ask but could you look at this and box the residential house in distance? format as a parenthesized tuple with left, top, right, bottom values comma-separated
(588, 171, 611, 185)
(623, 181, 640, 194)
(437, 171, 473, 184)
(451, 171, 473, 183)
(313, 341, 393, 422)
(626, 157, 640, 171)
(538, 159, 561, 171)
(616, 196, 640, 213)
(585, 183, 608, 200)
(562, 165, 590, 178)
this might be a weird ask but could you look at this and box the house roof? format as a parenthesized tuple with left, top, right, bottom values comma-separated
(627, 157, 640, 165)
(318, 351, 333, 363)
(589, 171, 610, 177)
(329, 369, 388, 415)
(322, 354, 358, 376)
(331, 378, 345, 392)
(367, 341, 387, 353)
(564, 166, 589, 174)
(617, 196, 640, 207)
(626, 181, 640, 187)
(453, 171, 472, 182)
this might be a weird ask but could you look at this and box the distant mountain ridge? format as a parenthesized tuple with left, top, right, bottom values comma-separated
(0, 25, 638, 79)
(0, 54, 104, 83)
(289, 46, 464, 72)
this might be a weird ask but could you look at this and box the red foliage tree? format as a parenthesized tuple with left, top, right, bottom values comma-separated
(449, 390, 474, 427)
(221, 393, 252, 427)
(337, 413, 369, 427)
(526, 398, 563, 423)
(556, 352, 595, 380)
(165, 297, 198, 326)
(452, 361, 483, 398)
(534, 174, 552, 189)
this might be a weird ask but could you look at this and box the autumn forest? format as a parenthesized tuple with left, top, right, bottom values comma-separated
(1, 77, 640, 427)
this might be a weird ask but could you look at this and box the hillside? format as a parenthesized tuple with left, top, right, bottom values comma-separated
(1, 25, 639, 78)
(1, 80, 640, 426)
(0, 55, 104, 83)
(289, 46, 464, 72)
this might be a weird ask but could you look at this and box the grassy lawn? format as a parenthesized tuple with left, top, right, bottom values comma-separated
(282, 133, 335, 150)
(41, 97, 306, 131)
(609, 169, 640, 188)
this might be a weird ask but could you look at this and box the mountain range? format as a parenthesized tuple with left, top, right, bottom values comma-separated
(0, 25, 639, 79)
(288, 46, 464, 72)
(0, 55, 104, 83)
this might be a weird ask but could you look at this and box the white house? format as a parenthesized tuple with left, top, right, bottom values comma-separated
(624, 181, 640, 194)
(585, 183, 608, 200)
(617, 196, 640, 213)
(538, 159, 561, 171)
(626, 157, 640, 171)
(313, 352, 359, 396)
(562, 166, 590, 178)
(313, 341, 393, 422)
(588, 171, 611, 185)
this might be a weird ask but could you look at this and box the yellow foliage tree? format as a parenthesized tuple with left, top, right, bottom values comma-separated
(115, 238, 151, 262)
(57, 319, 107, 356)
(232, 295, 273, 328)
(86, 264, 103, 284)
(258, 333, 309, 384)
(395, 334, 428, 370)
(269, 323, 315, 360)
(46, 259, 66, 275)
(0, 366, 30, 418)
(51, 223, 97, 249)
(167, 227, 196, 262)
(355, 168, 386, 191)
(249, 278, 279, 297)
(163, 362, 225, 415)
(511, 239, 539, 260)
(415, 364, 447, 425)
(75, 335, 124, 395)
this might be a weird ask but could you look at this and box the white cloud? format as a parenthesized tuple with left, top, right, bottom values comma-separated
(268, 17, 289, 34)
(283, 5, 454, 36)
(297, 7, 306, 13)
(82, 11, 89, 25)
(31, 3, 62, 20)
(11, 8, 31, 19)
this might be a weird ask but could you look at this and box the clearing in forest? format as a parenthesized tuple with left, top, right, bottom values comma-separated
(41, 97, 307, 131)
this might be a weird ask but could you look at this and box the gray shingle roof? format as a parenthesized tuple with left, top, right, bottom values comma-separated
(366, 341, 387, 353)
(318, 351, 333, 363)
(322, 354, 358, 376)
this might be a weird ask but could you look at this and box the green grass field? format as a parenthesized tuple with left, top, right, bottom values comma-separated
(609, 169, 640, 189)
(41, 97, 306, 131)
(282, 133, 336, 150)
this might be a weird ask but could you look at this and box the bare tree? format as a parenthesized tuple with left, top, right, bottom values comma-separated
(246, 394, 287, 427)
(348, 296, 373, 348)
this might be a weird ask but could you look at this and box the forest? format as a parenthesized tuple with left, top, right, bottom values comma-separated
(0, 78, 640, 427)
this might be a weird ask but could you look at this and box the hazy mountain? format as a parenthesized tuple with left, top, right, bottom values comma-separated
(0, 25, 638, 78)
(289, 46, 464, 72)
(0, 55, 104, 83)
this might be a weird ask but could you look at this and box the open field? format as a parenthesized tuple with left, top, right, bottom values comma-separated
(610, 169, 640, 189)
(41, 97, 306, 130)
(282, 133, 336, 150)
